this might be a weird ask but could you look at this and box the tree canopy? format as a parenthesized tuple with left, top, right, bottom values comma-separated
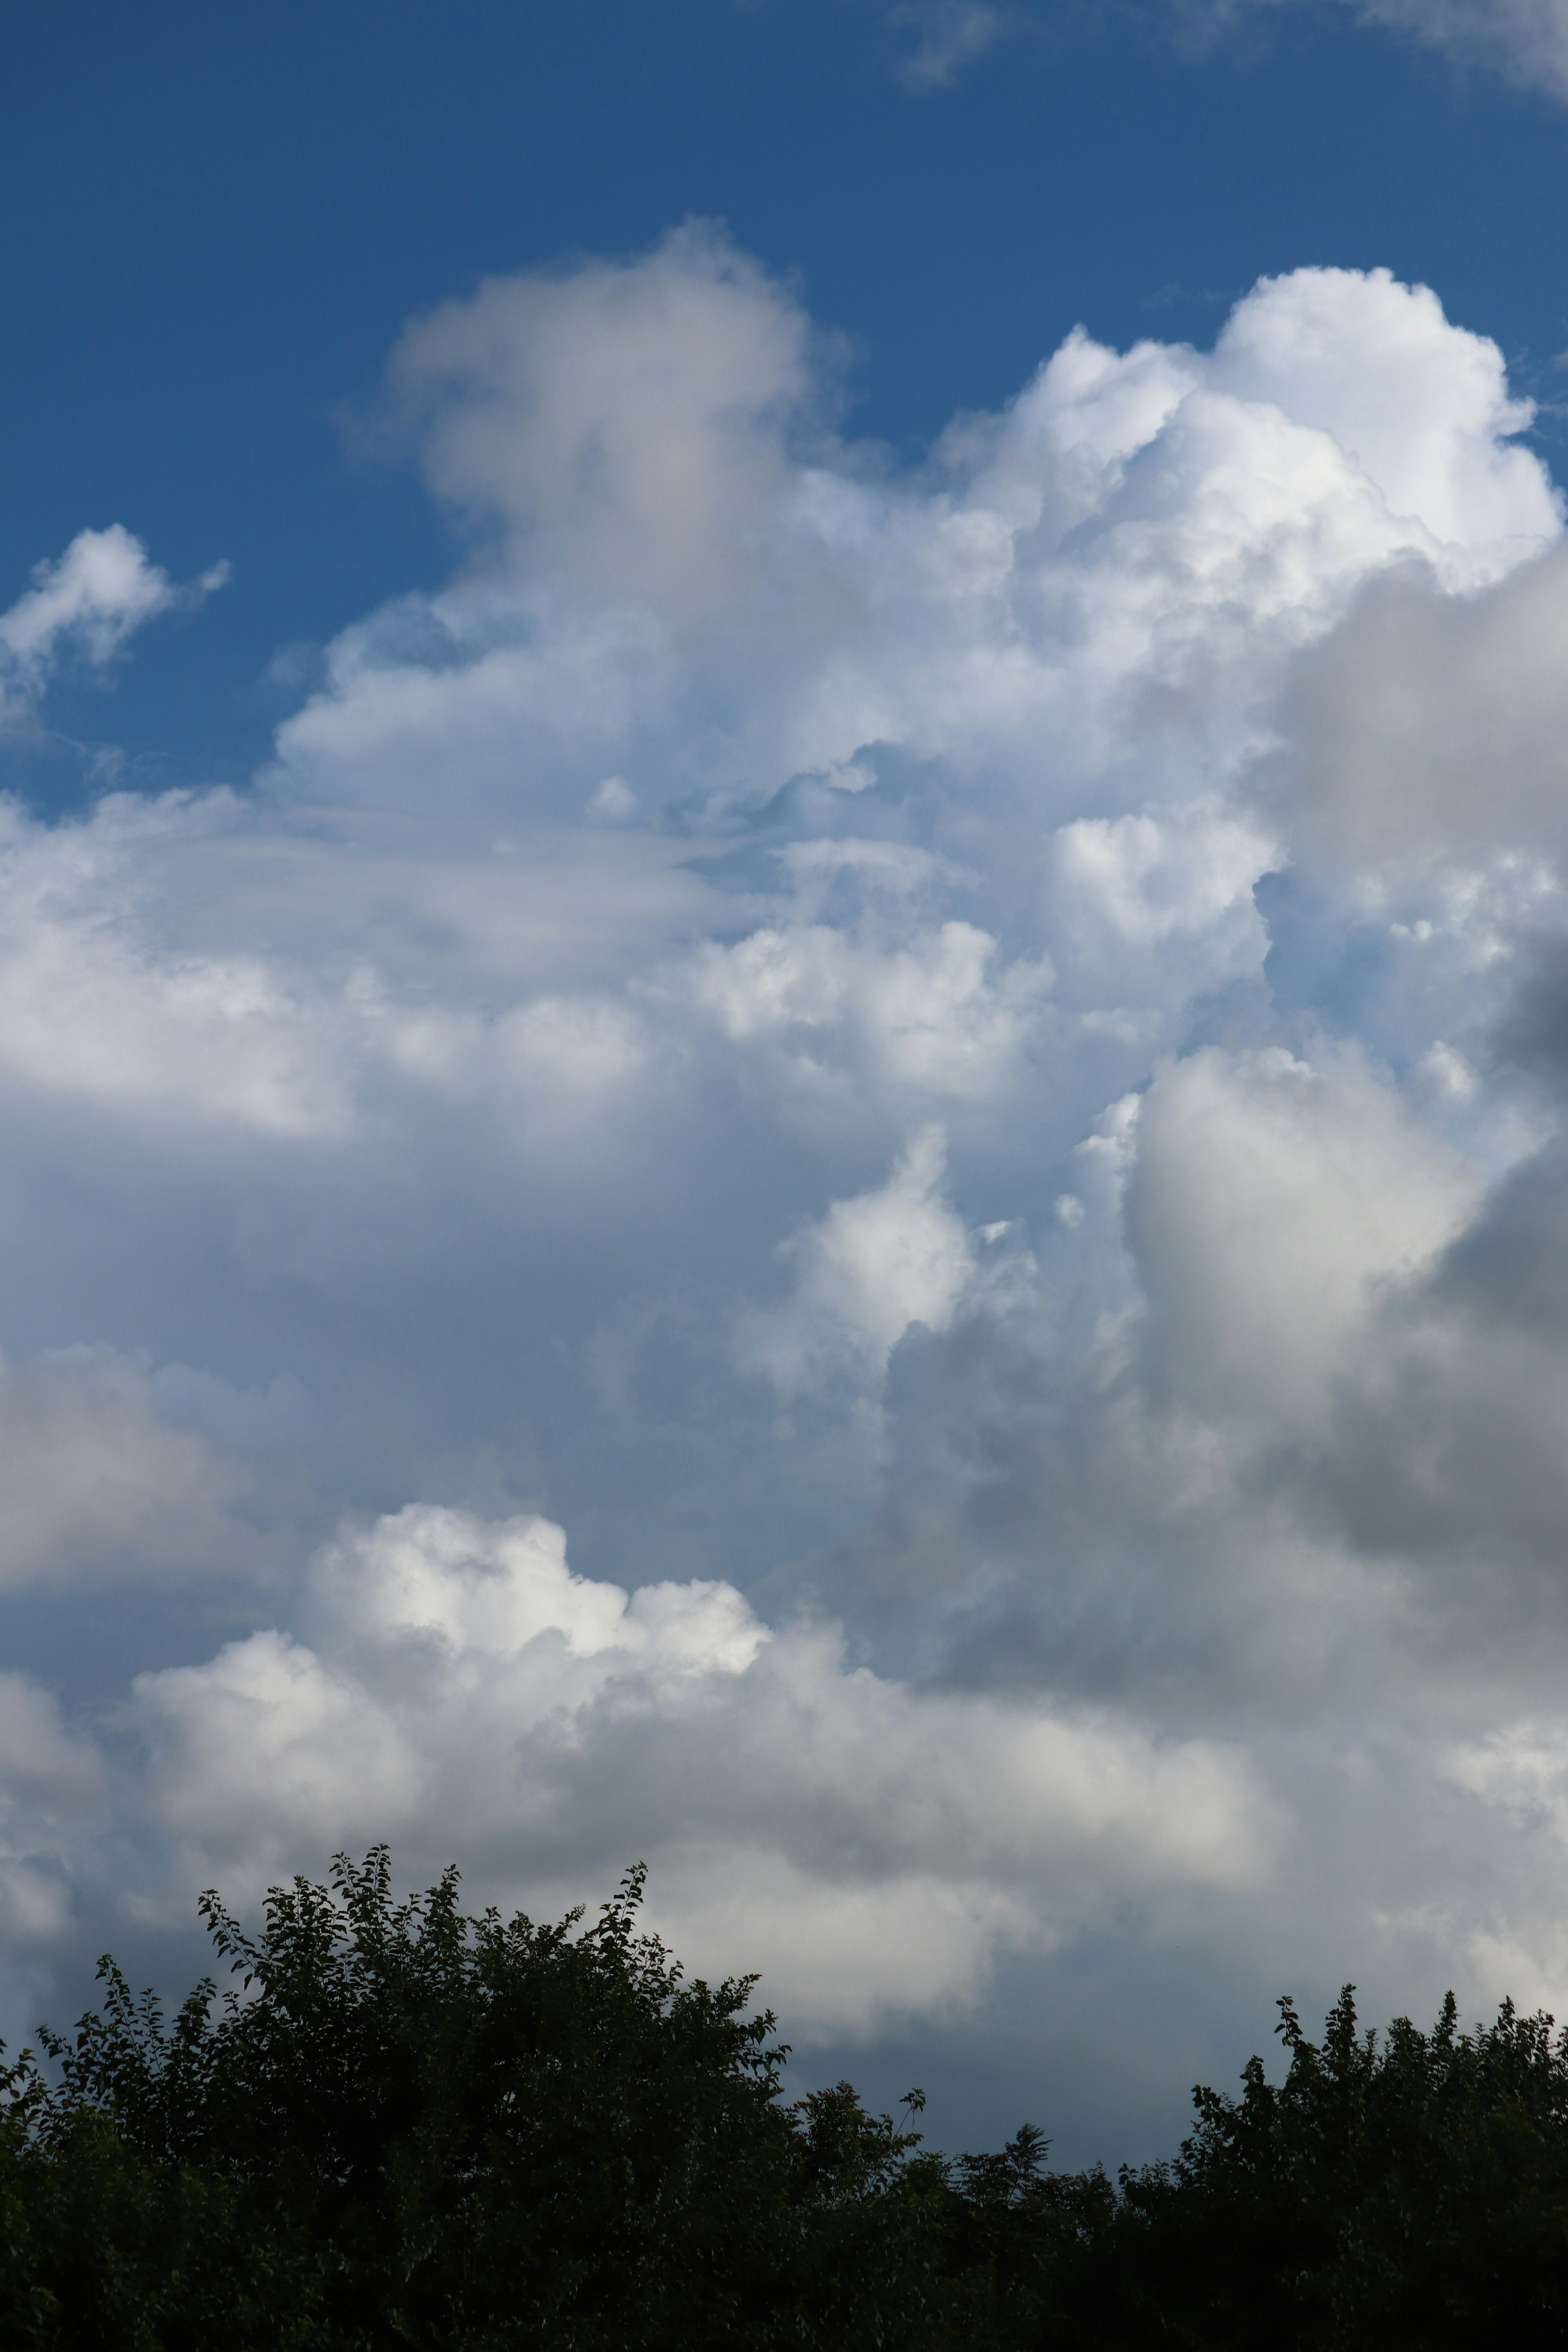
(3, 1851, 1568, 2347)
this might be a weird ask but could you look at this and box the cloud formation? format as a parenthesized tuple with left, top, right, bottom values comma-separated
(1334, 0, 1568, 98)
(111, 1503, 1272, 2034)
(7, 235, 1568, 2146)
(885, 2, 1011, 89)
(1194, 0, 1568, 103)
(879, 2, 1568, 106)
(0, 528, 226, 731)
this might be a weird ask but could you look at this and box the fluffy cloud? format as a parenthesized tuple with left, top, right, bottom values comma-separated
(387, 222, 817, 621)
(7, 236, 1568, 2148)
(270, 254, 1555, 833)
(0, 1679, 102, 1950)
(738, 1126, 980, 1392)
(684, 918, 1053, 1117)
(1127, 1042, 1477, 1428)
(0, 528, 225, 729)
(0, 1349, 273, 1590)
(1273, 541, 1568, 875)
(87, 1503, 1274, 2034)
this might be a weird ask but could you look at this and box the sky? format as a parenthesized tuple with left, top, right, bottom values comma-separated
(7, 0, 1568, 2163)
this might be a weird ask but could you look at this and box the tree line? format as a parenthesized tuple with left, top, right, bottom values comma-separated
(2, 1848, 1567, 2347)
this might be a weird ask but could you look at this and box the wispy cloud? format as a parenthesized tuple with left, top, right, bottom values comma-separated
(0, 525, 227, 730)
(885, 1, 1010, 89)
(1179, 0, 1568, 103)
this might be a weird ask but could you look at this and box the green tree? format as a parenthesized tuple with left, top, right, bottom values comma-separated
(3, 1851, 951, 2350)
(12, 1854, 1568, 2348)
(1069, 1984, 1568, 2349)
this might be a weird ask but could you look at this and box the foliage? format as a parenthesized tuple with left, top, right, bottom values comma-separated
(1, 1853, 944, 2349)
(1105, 1982, 1568, 2349)
(5, 1856, 1568, 2345)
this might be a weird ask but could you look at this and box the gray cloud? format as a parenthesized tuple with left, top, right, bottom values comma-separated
(1268, 541, 1568, 877)
(0, 1349, 291, 1591)
(4, 240, 1568, 2144)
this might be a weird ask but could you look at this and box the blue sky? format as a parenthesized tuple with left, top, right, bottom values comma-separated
(9, 0, 1568, 798)
(10, 0, 1568, 2165)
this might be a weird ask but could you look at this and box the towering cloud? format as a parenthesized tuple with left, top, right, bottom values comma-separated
(1, 236, 1566, 2148)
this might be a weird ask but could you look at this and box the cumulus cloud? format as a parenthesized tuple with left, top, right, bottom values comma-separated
(738, 1125, 980, 1392)
(1270, 541, 1568, 876)
(386, 222, 819, 621)
(7, 236, 1568, 2144)
(0, 528, 226, 728)
(272, 258, 1555, 834)
(683, 919, 1053, 1118)
(1206, 266, 1557, 570)
(84, 1503, 1273, 2033)
(1127, 1042, 1477, 1428)
(0, 1349, 273, 1589)
(0, 1678, 103, 1951)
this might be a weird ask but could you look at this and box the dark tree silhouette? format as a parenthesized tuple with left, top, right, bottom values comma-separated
(5, 1853, 1568, 2348)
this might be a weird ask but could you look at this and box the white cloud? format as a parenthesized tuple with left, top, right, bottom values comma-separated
(387, 221, 817, 623)
(114, 1502, 1274, 2033)
(739, 1126, 979, 1390)
(1054, 804, 1274, 953)
(1207, 267, 1559, 572)
(1127, 1042, 1478, 1429)
(269, 256, 1556, 834)
(1049, 797, 1277, 1028)
(682, 919, 1053, 1111)
(0, 1677, 103, 1949)
(0, 793, 348, 1138)
(0, 528, 226, 727)
(8, 238, 1568, 2139)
